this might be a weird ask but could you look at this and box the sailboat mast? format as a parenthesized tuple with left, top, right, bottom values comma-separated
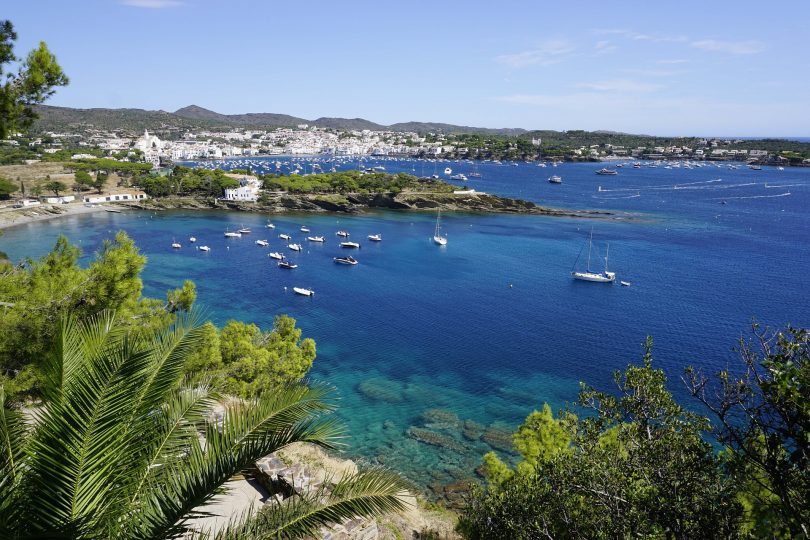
(586, 229, 593, 272)
(605, 242, 610, 272)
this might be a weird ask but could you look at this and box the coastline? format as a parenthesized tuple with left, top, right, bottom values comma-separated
(0, 202, 124, 231)
(0, 190, 632, 233)
(121, 192, 628, 220)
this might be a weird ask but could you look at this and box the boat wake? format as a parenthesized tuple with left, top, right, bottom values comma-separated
(593, 193, 641, 200)
(711, 192, 791, 200)
(599, 180, 757, 193)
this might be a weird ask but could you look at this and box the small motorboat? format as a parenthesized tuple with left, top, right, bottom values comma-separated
(444, 167, 452, 175)
(307, 236, 325, 242)
(224, 231, 242, 238)
(450, 173, 467, 181)
(288, 243, 302, 251)
(189, 236, 197, 243)
(238, 227, 251, 234)
(293, 287, 313, 296)
(548, 175, 562, 184)
(300, 226, 310, 232)
(278, 261, 298, 269)
(255, 239, 269, 247)
(340, 241, 360, 249)
(596, 168, 618, 176)
(368, 234, 382, 242)
(198, 246, 210, 252)
(268, 252, 284, 260)
(279, 233, 291, 240)
(266, 222, 276, 229)
(621, 281, 631, 287)
(334, 256, 358, 265)
(171, 241, 181, 249)
(336, 230, 350, 237)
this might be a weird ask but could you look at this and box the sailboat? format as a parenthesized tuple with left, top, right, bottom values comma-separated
(433, 211, 447, 246)
(571, 230, 615, 283)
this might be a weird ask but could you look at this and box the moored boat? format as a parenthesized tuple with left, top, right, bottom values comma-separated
(288, 243, 302, 251)
(433, 210, 447, 246)
(293, 287, 313, 296)
(278, 260, 298, 269)
(340, 241, 360, 249)
(255, 239, 269, 247)
(189, 236, 197, 243)
(548, 175, 562, 184)
(307, 236, 325, 242)
(571, 230, 616, 283)
(268, 252, 284, 260)
(171, 241, 181, 249)
(596, 168, 618, 176)
(368, 234, 382, 242)
(336, 230, 350, 237)
(198, 245, 210, 252)
(300, 226, 310, 232)
(238, 227, 251, 234)
(279, 233, 291, 240)
(334, 255, 358, 265)
(224, 231, 242, 238)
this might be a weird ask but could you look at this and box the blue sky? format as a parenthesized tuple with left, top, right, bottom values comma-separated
(6, 0, 810, 136)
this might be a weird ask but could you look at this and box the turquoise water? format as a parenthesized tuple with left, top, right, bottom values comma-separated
(3, 159, 809, 494)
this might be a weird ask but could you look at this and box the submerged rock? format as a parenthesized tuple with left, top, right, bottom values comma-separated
(420, 408, 461, 430)
(482, 426, 515, 453)
(357, 377, 405, 403)
(407, 427, 465, 453)
(461, 419, 484, 441)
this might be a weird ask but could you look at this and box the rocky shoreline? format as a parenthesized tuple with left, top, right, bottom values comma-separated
(121, 191, 625, 220)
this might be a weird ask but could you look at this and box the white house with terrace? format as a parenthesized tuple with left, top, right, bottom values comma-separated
(223, 174, 261, 202)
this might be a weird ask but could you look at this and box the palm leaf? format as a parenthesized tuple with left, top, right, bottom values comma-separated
(0, 386, 29, 536)
(208, 468, 411, 540)
(128, 385, 342, 539)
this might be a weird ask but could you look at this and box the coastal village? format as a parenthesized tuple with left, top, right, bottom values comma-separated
(5, 123, 803, 172)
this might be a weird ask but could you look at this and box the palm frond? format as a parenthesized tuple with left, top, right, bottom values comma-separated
(129, 385, 342, 539)
(210, 468, 411, 540)
(0, 386, 29, 535)
(25, 311, 148, 536)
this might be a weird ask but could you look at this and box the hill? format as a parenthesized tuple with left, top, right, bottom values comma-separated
(31, 104, 528, 135)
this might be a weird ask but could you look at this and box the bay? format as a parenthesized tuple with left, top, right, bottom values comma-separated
(2, 157, 809, 494)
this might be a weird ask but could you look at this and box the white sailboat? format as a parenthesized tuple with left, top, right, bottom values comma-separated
(433, 211, 447, 246)
(571, 230, 615, 283)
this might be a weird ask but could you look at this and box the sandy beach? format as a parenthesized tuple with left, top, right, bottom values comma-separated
(0, 202, 124, 231)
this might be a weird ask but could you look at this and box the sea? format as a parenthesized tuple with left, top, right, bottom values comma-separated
(2, 157, 809, 495)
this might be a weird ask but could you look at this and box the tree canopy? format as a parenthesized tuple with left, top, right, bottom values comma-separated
(0, 20, 68, 139)
(459, 340, 742, 539)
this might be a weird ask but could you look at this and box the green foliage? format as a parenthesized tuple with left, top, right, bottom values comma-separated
(133, 166, 239, 198)
(73, 169, 92, 190)
(262, 170, 453, 195)
(0, 175, 17, 199)
(0, 232, 196, 400)
(67, 158, 152, 175)
(42, 179, 66, 196)
(0, 20, 68, 139)
(185, 315, 317, 398)
(459, 340, 742, 539)
(687, 326, 810, 537)
(0, 311, 409, 538)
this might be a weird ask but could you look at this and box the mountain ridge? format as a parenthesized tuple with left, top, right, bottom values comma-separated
(32, 104, 529, 135)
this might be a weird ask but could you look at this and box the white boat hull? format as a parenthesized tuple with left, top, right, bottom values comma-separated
(433, 236, 447, 246)
(571, 271, 615, 283)
(293, 287, 313, 296)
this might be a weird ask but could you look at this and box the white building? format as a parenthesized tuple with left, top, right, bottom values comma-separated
(83, 192, 148, 204)
(223, 174, 261, 202)
(43, 195, 75, 204)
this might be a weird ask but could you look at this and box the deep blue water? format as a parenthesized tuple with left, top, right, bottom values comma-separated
(3, 158, 809, 494)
